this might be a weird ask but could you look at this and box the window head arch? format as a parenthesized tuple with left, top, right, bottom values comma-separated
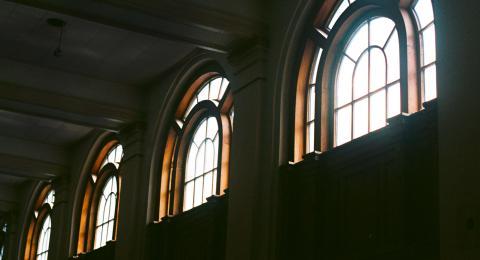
(335, 16, 401, 146)
(160, 71, 233, 218)
(23, 185, 54, 260)
(93, 175, 118, 249)
(293, 0, 437, 160)
(76, 138, 122, 254)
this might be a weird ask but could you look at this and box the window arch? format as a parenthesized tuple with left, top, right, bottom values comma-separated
(294, 0, 437, 159)
(23, 185, 54, 260)
(76, 141, 122, 254)
(160, 71, 233, 218)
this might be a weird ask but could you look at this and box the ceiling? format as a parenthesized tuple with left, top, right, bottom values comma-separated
(0, 0, 262, 213)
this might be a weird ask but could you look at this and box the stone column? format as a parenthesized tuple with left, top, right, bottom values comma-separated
(114, 123, 148, 260)
(49, 176, 70, 259)
(225, 43, 279, 260)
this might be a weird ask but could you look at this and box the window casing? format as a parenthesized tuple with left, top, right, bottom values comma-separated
(294, 0, 437, 160)
(160, 73, 233, 218)
(76, 141, 122, 254)
(23, 186, 54, 260)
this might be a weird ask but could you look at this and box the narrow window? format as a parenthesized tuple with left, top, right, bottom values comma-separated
(334, 17, 400, 146)
(94, 176, 118, 249)
(35, 216, 51, 260)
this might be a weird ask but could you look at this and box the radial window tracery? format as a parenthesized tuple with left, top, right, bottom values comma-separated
(101, 144, 123, 169)
(94, 176, 118, 249)
(334, 17, 400, 146)
(184, 77, 230, 120)
(184, 117, 219, 211)
(35, 216, 51, 260)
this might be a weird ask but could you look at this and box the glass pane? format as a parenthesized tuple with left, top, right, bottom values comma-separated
(206, 117, 218, 140)
(94, 228, 101, 249)
(310, 48, 323, 84)
(97, 196, 106, 223)
(370, 48, 387, 91)
(194, 177, 203, 207)
(106, 222, 114, 242)
(183, 181, 194, 211)
(422, 24, 436, 65)
(103, 196, 112, 223)
(219, 78, 229, 100)
(203, 172, 213, 203)
(306, 122, 315, 153)
(204, 141, 215, 172)
(213, 170, 218, 195)
(353, 98, 368, 138)
(209, 78, 222, 100)
(384, 30, 400, 83)
(370, 17, 395, 47)
(193, 120, 207, 145)
(370, 89, 386, 131)
(424, 64, 437, 101)
(387, 83, 401, 118)
(353, 52, 368, 99)
(414, 0, 434, 29)
(185, 145, 197, 181)
(345, 22, 368, 60)
(336, 56, 354, 107)
(307, 86, 316, 121)
(108, 195, 116, 219)
(335, 105, 352, 146)
(195, 143, 205, 177)
(197, 84, 209, 102)
(328, 0, 349, 29)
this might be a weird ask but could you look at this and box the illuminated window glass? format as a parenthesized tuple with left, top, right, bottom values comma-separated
(42, 190, 55, 209)
(306, 48, 323, 153)
(327, 0, 355, 30)
(183, 117, 219, 211)
(413, 0, 437, 102)
(35, 216, 51, 260)
(184, 77, 230, 119)
(94, 176, 118, 249)
(334, 17, 400, 146)
(101, 144, 123, 169)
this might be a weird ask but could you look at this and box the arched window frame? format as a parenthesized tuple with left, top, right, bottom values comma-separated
(23, 185, 54, 260)
(294, 0, 437, 161)
(159, 70, 233, 218)
(76, 140, 122, 253)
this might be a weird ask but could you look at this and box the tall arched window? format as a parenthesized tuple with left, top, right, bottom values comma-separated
(294, 0, 437, 159)
(23, 186, 55, 260)
(160, 71, 233, 218)
(76, 141, 122, 253)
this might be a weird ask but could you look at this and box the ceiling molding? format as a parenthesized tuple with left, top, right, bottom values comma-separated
(0, 81, 142, 131)
(0, 153, 67, 181)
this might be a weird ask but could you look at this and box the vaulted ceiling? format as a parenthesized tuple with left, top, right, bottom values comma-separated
(0, 0, 263, 213)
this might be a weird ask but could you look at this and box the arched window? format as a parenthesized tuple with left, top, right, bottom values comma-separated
(76, 141, 122, 253)
(294, 0, 437, 159)
(160, 72, 233, 218)
(23, 186, 54, 260)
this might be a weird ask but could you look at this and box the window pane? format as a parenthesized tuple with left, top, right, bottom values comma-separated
(345, 22, 368, 60)
(194, 177, 203, 207)
(370, 48, 387, 91)
(424, 64, 437, 102)
(353, 98, 368, 138)
(209, 78, 222, 100)
(206, 117, 218, 140)
(353, 52, 368, 99)
(106, 222, 114, 243)
(219, 78, 230, 100)
(203, 172, 213, 203)
(385, 30, 400, 83)
(336, 56, 354, 107)
(306, 122, 315, 153)
(370, 89, 386, 131)
(328, 0, 349, 29)
(204, 141, 215, 172)
(183, 181, 194, 211)
(185, 145, 197, 182)
(197, 84, 209, 102)
(422, 24, 436, 65)
(193, 120, 207, 145)
(307, 86, 315, 121)
(335, 105, 352, 146)
(414, 0, 434, 29)
(370, 17, 395, 47)
(310, 48, 323, 84)
(195, 143, 205, 178)
(387, 83, 401, 118)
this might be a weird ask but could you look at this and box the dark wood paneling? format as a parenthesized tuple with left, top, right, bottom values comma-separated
(280, 101, 438, 260)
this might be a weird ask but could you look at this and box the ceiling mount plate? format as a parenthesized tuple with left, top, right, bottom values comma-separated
(46, 18, 66, 28)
